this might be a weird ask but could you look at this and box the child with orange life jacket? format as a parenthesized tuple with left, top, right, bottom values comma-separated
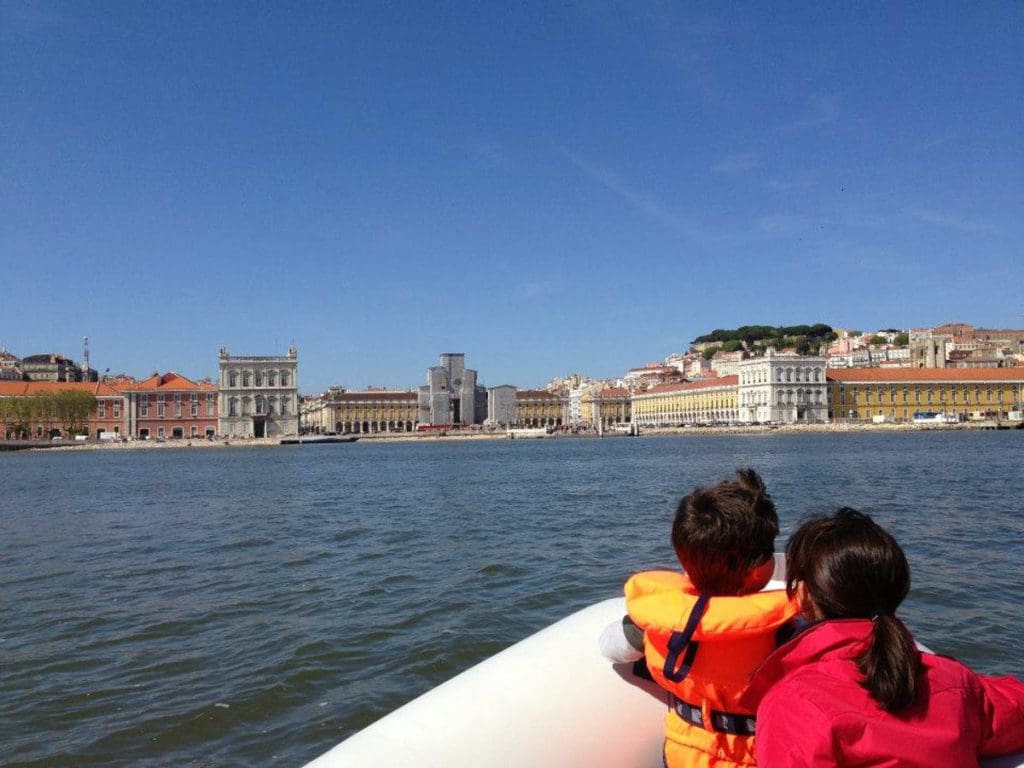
(599, 469, 801, 768)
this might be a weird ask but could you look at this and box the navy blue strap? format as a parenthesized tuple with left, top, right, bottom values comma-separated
(662, 593, 710, 682)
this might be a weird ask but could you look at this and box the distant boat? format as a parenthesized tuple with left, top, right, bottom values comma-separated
(279, 435, 359, 445)
(912, 411, 961, 425)
(506, 428, 549, 439)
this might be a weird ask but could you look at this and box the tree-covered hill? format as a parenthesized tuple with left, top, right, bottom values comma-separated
(692, 324, 837, 356)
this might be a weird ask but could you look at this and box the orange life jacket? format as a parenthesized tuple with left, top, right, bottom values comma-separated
(625, 570, 800, 768)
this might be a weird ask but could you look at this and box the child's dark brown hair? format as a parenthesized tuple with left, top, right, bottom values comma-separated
(671, 468, 778, 595)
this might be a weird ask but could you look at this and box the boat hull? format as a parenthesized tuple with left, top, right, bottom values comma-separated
(304, 595, 1024, 767)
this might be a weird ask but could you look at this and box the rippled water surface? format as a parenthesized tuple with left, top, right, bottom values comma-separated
(3, 432, 1023, 766)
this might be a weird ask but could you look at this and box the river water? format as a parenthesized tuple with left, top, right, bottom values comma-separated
(2, 432, 1022, 767)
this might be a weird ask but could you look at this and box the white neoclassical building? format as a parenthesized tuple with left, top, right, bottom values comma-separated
(217, 346, 299, 438)
(737, 349, 828, 423)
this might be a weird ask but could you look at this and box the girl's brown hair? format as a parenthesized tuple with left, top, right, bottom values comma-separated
(786, 508, 921, 712)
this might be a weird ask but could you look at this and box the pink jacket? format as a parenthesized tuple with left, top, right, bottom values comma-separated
(741, 619, 1024, 767)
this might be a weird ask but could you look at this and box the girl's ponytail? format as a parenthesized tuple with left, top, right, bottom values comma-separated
(856, 614, 921, 712)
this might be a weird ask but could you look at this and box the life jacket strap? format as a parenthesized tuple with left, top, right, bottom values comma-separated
(662, 592, 710, 682)
(672, 696, 756, 736)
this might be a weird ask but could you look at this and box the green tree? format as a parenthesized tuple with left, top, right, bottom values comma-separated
(893, 332, 909, 346)
(867, 335, 887, 346)
(702, 345, 720, 360)
(52, 390, 96, 436)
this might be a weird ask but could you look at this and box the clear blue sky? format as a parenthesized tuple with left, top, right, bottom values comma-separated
(2, 2, 1021, 392)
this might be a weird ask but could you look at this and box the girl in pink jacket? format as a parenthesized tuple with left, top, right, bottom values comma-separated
(742, 508, 1024, 767)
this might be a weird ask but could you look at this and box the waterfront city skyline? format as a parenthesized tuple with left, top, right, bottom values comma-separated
(3, 4, 1022, 392)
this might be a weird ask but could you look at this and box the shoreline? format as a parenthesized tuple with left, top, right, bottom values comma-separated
(3, 419, 1020, 454)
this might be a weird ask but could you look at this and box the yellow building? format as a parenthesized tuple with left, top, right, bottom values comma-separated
(581, 387, 632, 429)
(324, 389, 420, 433)
(631, 376, 739, 427)
(515, 390, 567, 427)
(828, 368, 1024, 422)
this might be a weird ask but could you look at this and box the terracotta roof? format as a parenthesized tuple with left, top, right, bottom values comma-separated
(121, 372, 215, 392)
(0, 381, 124, 397)
(636, 376, 738, 397)
(596, 387, 630, 398)
(827, 368, 1024, 383)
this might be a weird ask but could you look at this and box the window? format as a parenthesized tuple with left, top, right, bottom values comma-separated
(229, 371, 237, 387)
(256, 396, 265, 415)
(281, 371, 290, 387)
(255, 371, 263, 387)
(243, 372, 252, 387)
(191, 393, 198, 416)
(229, 397, 238, 417)
(158, 427, 165, 438)
(242, 397, 252, 415)
(139, 395, 149, 416)
(268, 370, 277, 386)
(281, 397, 289, 414)
(113, 402, 121, 418)
(191, 426, 198, 437)
(98, 401, 106, 418)
(174, 394, 182, 417)
(158, 395, 166, 418)
(206, 395, 215, 416)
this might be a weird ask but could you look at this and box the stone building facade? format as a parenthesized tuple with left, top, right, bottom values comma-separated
(581, 387, 631, 429)
(20, 353, 96, 382)
(217, 347, 299, 438)
(737, 350, 828, 423)
(324, 389, 419, 434)
(417, 353, 486, 427)
(486, 385, 518, 427)
(514, 389, 566, 427)
(631, 377, 738, 427)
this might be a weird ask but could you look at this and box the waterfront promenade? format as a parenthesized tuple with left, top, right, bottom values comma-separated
(3, 419, 1019, 454)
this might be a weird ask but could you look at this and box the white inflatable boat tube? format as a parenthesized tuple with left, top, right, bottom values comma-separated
(304, 567, 1024, 767)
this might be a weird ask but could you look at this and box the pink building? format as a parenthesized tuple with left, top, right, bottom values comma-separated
(124, 372, 218, 440)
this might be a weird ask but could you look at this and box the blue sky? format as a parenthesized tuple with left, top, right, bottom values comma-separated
(2, 2, 1021, 391)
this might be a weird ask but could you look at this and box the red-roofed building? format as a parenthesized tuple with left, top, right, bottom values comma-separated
(0, 380, 127, 439)
(827, 367, 1024, 422)
(632, 376, 739, 426)
(123, 372, 218, 440)
(623, 363, 682, 391)
(580, 386, 631, 429)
